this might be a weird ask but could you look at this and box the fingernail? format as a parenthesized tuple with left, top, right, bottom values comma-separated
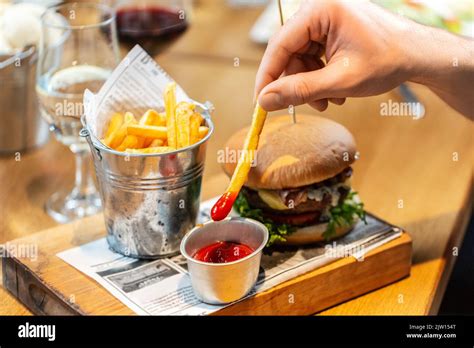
(259, 92, 283, 111)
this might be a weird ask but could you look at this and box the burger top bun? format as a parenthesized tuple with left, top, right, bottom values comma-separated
(223, 115, 357, 190)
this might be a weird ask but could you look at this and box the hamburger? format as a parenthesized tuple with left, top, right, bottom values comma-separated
(223, 114, 365, 246)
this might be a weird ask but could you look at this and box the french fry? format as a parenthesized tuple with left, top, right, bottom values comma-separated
(164, 83, 177, 148)
(176, 101, 195, 113)
(190, 113, 203, 144)
(228, 103, 266, 192)
(117, 111, 147, 150)
(149, 112, 167, 127)
(176, 102, 194, 148)
(109, 112, 137, 149)
(140, 110, 161, 147)
(198, 126, 209, 139)
(143, 138, 154, 148)
(139, 109, 160, 126)
(127, 124, 168, 139)
(211, 103, 267, 221)
(104, 113, 123, 140)
(149, 139, 164, 147)
(101, 82, 209, 154)
(116, 135, 140, 151)
(125, 146, 175, 154)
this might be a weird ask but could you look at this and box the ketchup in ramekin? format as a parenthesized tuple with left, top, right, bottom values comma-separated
(193, 241, 254, 263)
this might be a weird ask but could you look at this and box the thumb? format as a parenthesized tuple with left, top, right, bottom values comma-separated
(258, 62, 345, 111)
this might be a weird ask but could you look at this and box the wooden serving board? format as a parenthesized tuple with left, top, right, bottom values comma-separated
(2, 214, 412, 315)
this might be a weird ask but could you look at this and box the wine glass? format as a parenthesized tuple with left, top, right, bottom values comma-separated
(36, 2, 120, 223)
(115, 0, 191, 56)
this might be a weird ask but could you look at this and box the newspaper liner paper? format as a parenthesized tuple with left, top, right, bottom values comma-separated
(83, 45, 192, 139)
(57, 198, 402, 316)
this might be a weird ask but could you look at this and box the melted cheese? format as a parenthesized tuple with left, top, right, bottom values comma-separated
(258, 190, 288, 210)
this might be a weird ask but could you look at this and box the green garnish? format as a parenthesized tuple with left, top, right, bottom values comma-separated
(234, 193, 294, 246)
(323, 191, 367, 240)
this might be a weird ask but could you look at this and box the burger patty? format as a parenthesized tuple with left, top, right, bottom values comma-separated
(242, 167, 352, 223)
(263, 210, 324, 226)
(282, 167, 352, 206)
(243, 185, 350, 215)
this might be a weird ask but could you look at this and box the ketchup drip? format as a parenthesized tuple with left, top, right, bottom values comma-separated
(211, 191, 237, 221)
(193, 241, 254, 263)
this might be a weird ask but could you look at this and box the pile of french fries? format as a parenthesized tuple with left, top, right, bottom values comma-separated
(100, 82, 209, 154)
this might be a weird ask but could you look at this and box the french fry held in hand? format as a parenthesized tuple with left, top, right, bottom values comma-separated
(211, 103, 267, 221)
(99, 82, 209, 154)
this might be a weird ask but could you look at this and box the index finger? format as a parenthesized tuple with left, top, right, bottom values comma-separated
(254, 5, 326, 98)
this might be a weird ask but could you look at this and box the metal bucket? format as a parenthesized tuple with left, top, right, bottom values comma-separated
(0, 46, 49, 153)
(81, 104, 214, 258)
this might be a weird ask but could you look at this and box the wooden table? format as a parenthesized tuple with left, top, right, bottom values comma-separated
(0, 0, 472, 315)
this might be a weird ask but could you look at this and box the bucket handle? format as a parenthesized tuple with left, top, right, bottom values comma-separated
(80, 128, 102, 161)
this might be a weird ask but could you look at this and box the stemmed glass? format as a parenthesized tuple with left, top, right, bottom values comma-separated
(36, 2, 120, 223)
(115, 0, 191, 56)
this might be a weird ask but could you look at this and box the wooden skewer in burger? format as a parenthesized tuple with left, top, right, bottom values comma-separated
(278, 0, 296, 124)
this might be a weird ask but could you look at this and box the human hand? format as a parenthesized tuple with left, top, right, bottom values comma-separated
(255, 0, 474, 118)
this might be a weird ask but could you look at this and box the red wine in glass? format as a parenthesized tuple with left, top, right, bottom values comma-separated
(116, 6, 188, 55)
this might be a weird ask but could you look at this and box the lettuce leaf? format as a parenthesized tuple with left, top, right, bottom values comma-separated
(323, 191, 366, 240)
(234, 193, 294, 246)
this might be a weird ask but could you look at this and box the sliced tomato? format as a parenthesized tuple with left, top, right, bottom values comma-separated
(263, 210, 321, 226)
